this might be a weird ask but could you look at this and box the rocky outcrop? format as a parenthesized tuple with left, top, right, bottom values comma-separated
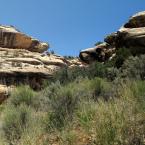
(0, 25, 84, 103)
(69, 58, 87, 68)
(0, 48, 69, 102)
(124, 11, 145, 28)
(80, 11, 145, 63)
(0, 25, 48, 53)
(79, 43, 116, 63)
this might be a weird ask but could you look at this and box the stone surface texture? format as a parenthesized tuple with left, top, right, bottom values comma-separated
(0, 25, 84, 103)
(79, 11, 145, 63)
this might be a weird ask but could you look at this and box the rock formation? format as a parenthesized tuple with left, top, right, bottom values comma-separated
(79, 43, 116, 63)
(0, 25, 48, 53)
(0, 25, 84, 103)
(80, 11, 145, 63)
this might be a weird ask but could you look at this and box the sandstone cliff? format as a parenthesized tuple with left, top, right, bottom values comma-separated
(80, 11, 145, 63)
(0, 25, 84, 103)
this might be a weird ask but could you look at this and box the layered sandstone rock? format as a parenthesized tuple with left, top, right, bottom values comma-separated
(0, 48, 68, 102)
(80, 11, 145, 63)
(79, 43, 116, 63)
(69, 58, 87, 68)
(0, 25, 48, 53)
(0, 25, 84, 103)
(124, 11, 145, 28)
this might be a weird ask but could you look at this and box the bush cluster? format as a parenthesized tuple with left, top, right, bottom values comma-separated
(0, 50, 145, 145)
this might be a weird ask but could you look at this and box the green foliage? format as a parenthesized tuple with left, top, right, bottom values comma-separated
(53, 62, 118, 85)
(76, 81, 145, 145)
(50, 50, 55, 54)
(128, 46, 145, 56)
(44, 83, 79, 131)
(129, 80, 145, 112)
(64, 55, 75, 60)
(113, 47, 131, 68)
(80, 77, 113, 101)
(0, 78, 144, 145)
(53, 66, 87, 84)
(9, 85, 36, 107)
(1, 52, 145, 145)
(8, 85, 49, 112)
(94, 41, 103, 46)
(120, 55, 145, 80)
(2, 105, 31, 145)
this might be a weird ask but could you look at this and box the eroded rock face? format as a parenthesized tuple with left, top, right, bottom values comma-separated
(0, 25, 49, 53)
(80, 11, 145, 63)
(0, 48, 68, 85)
(114, 11, 145, 54)
(79, 43, 116, 63)
(124, 11, 145, 28)
(0, 25, 86, 102)
(0, 48, 85, 102)
(0, 48, 71, 102)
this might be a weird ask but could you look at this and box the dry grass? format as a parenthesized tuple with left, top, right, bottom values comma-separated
(0, 78, 144, 145)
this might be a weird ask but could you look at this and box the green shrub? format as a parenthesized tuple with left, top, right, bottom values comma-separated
(94, 98, 144, 145)
(90, 78, 112, 101)
(86, 62, 108, 79)
(76, 100, 97, 130)
(94, 41, 103, 46)
(43, 77, 114, 132)
(76, 94, 144, 145)
(53, 66, 88, 84)
(2, 105, 31, 144)
(127, 80, 145, 113)
(44, 84, 79, 131)
(64, 55, 75, 60)
(53, 62, 118, 85)
(120, 55, 145, 80)
(113, 47, 131, 68)
(1, 52, 145, 145)
(9, 86, 35, 106)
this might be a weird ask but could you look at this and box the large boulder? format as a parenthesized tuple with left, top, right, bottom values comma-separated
(110, 11, 145, 53)
(124, 11, 145, 28)
(0, 25, 49, 53)
(79, 43, 115, 63)
(80, 11, 145, 63)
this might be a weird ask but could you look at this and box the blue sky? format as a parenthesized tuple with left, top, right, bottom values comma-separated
(0, 0, 145, 56)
